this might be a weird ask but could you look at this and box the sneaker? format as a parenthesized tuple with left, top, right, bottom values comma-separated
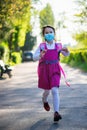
(43, 102, 50, 111)
(54, 111, 62, 122)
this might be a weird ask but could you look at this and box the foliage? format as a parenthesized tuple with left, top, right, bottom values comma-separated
(0, 46, 4, 58)
(11, 52, 22, 64)
(22, 32, 36, 51)
(39, 3, 55, 29)
(61, 49, 87, 72)
(73, 0, 87, 48)
(73, 31, 87, 48)
(74, 0, 87, 24)
(0, 42, 9, 63)
(0, 0, 32, 47)
(0, 0, 37, 64)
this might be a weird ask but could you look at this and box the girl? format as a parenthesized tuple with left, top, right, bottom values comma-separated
(33, 25, 70, 122)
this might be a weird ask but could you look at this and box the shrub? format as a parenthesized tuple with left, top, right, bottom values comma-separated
(0, 42, 9, 63)
(11, 52, 22, 65)
(61, 49, 87, 72)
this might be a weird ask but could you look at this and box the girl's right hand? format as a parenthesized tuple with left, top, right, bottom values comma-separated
(40, 49, 47, 58)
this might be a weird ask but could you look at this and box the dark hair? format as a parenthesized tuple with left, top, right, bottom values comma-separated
(42, 25, 55, 35)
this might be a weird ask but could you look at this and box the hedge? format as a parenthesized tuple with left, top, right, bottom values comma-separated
(60, 49, 87, 71)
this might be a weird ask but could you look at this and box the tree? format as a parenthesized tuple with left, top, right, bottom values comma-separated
(73, 31, 87, 48)
(0, 0, 32, 46)
(39, 3, 55, 29)
(74, 0, 87, 25)
(0, 0, 33, 62)
(73, 0, 87, 48)
(22, 32, 36, 51)
(56, 12, 67, 41)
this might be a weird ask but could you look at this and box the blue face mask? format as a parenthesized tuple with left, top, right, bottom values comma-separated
(44, 33, 54, 42)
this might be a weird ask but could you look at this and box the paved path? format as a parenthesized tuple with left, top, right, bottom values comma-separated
(0, 62, 87, 130)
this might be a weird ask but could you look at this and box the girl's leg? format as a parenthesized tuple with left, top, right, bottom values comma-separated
(42, 90, 50, 111)
(51, 87, 62, 122)
(42, 89, 50, 102)
(51, 87, 60, 112)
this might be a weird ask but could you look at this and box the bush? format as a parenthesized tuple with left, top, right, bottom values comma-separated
(60, 49, 87, 72)
(0, 42, 9, 63)
(11, 52, 22, 65)
(0, 46, 4, 58)
(81, 50, 87, 63)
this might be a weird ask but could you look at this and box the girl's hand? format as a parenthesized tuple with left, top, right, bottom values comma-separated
(61, 47, 69, 53)
(40, 49, 47, 58)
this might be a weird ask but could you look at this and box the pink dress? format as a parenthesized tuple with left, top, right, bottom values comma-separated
(38, 43, 62, 90)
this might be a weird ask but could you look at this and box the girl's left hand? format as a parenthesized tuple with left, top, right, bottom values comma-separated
(61, 47, 69, 53)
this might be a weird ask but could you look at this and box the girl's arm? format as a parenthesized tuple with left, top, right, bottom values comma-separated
(61, 47, 70, 56)
(57, 43, 70, 56)
(33, 46, 41, 61)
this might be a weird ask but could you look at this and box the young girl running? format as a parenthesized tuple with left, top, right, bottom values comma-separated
(33, 25, 70, 122)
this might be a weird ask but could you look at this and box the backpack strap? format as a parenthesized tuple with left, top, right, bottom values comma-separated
(55, 43, 62, 60)
(55, 43, 62, 51)
(56, 43, 70, 87)
(59, 63, 70, 87)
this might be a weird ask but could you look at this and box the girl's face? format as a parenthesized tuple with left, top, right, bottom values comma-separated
(43, 27, 54, 35)
(43, 27, 55, 42)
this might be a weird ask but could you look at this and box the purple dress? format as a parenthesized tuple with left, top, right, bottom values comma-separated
(38, 43, 62, 90)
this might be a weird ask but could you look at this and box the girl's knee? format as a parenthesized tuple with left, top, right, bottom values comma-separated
(51, 87, 58, 95)
(43, 90, 50, 96)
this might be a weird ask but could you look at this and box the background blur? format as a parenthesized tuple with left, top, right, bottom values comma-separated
(0, 0, 87, 71)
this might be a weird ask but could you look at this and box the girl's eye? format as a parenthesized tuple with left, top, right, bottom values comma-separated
(45, 32, 49, 34)
(45, 31, 53, 34)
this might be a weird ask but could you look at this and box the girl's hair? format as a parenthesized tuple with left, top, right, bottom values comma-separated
(42, 25, 55, 35)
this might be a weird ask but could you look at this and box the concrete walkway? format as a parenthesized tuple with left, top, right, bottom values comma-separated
(0, 62, 87, 130)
